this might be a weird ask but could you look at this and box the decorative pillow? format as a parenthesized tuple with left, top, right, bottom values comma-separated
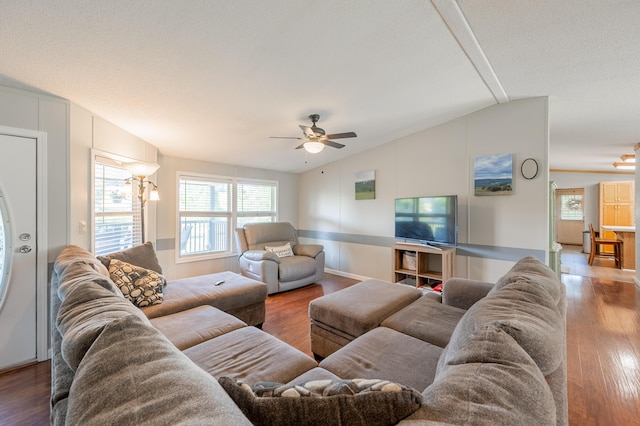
(108, 259, 165, 307)
(97, 241, 163, 274)
(264, 242, 294, 258)
(218, 377, 422, 426)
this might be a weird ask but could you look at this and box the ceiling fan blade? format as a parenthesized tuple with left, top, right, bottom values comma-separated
(299, 125, 317, 138)
(269, 136, 304, 140)
(325, 131, 357, 140)
(324, 140, 346, 149)
(294, 143, 306, 150)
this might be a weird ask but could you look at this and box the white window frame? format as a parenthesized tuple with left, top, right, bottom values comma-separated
(176, 172, 278, 263)
(91, 150, 142, 255)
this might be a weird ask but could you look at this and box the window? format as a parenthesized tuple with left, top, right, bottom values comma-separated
(94, 157, 141, 256)
(178, 174, 277, 260)
(560, 194, 583, 221)
(178, 176, 232, 257)
(237, 180, 277, 228)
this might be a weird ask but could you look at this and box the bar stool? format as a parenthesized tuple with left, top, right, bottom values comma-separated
(588, 224, 622, 269)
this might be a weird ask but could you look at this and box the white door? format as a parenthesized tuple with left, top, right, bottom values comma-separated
(555, 188, 585, 245)
(0, 134, 37, 370)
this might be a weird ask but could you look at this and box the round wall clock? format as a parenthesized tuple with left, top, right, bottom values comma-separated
(521, 158, 538, 180)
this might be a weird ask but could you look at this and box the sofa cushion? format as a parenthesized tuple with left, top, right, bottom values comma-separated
(381, 295, 466, 347)
(493, 255, 561, 303)
(97, 241, 163, 274)
(56, 279, 148, 371)
(66, 314, 251, 425)
(150, 305, 247, 350)
(448, 273, 564, 375)
(54, 245, 110, 280)
(219, 376, 422, 426)
(108, 259, 165, 307)
(139, 271, 267, 320)
(265, 242, 294, 258)
(319, 327, 443, 392)
(278, 255, 318, 281)
(184, 327, 318, 384)
(404, 324, 556, 425)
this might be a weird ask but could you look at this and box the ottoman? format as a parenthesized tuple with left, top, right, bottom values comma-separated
(141, 271, 268, 326)
(309, 279, 422, 359)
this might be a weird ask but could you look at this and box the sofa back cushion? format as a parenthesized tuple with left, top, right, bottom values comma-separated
(97, 241, 163, 274)
(242, 222, 298, 250)
(66, 314, 251, 425)
(443, 276, 564, 376)
(492, 255, 561, 303)
(56, 278, 148, 371)
(404, 324, 556, 425)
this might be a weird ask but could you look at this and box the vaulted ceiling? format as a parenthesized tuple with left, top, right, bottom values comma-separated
(1, 0, 638, 173)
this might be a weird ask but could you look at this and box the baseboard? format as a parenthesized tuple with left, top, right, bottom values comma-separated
(324, 268, 371, 282)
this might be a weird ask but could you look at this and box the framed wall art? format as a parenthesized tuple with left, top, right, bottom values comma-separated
(474, 154, 513, 196)
(355, 170, 375, 200)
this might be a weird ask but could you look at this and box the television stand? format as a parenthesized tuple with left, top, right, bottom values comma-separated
(392, 243, 455, 288)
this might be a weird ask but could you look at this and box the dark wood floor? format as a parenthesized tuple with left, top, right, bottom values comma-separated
(1, 248, 639, 425)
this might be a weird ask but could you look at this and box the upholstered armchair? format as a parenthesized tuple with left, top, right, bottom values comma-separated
(235, 222, 325, 294)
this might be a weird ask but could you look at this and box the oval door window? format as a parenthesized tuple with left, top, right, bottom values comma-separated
(0, 193, 12, 311)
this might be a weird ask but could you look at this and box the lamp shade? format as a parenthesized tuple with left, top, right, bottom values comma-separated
(123, 161, 160, 177)
(149, 187, 160, 201)
(303, 141, 325, 154)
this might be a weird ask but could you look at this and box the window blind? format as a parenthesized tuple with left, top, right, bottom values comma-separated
(94, 161, 142, 256)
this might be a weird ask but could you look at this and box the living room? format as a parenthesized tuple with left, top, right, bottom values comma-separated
(1, 1, 639, 424)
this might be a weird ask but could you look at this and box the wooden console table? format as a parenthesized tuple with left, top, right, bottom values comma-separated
(392, 243, 455, 287)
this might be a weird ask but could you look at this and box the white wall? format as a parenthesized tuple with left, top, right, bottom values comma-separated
(154, 155, 299, 280)
(69, 104, 158, 249)
(299, 98, 549, 282)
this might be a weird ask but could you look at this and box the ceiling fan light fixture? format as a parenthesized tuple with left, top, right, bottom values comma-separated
(613, 162, 635, 170)
(620, 154, 635, 163)
(304, 141, 325, 154)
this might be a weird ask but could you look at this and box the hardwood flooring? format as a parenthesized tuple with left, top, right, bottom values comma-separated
(1, 248, 638, 425)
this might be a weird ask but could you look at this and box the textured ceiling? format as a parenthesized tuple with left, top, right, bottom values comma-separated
(0, 0, 638, 173)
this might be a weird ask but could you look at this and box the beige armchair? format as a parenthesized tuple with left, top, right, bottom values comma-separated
(235, 222, 325, 294)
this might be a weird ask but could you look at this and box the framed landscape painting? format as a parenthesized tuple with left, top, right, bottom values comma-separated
(474, 154, 513, 196)
(355, 170, 375, 200)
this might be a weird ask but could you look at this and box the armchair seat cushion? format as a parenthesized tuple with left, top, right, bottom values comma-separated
(279, 256, 318, 282)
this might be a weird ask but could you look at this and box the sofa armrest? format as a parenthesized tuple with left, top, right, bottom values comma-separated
(293, 244, 324, 258)
(241, 250, 280, 263)
(442, 278, 494, 310)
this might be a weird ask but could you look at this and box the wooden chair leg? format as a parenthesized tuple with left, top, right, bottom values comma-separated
(588, 247, 595, 265)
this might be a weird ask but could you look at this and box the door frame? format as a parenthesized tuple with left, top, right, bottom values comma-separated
(0, 125, 48, 362)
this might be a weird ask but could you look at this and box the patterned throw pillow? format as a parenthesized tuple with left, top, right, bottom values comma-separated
(218, 377, 422, 426)
(264, 242, 294, 258)
(108, 259, 165, 307)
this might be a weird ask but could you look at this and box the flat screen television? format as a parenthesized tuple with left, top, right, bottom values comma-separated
(394, 195, 458, 246)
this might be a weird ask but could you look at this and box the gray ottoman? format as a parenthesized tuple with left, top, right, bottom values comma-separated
(309, 279, 422, 359)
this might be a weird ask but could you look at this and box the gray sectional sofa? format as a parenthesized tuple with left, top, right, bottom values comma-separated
(51, 243, 567, 425)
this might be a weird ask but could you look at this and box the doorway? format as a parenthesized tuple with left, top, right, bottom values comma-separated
(555, 188, 585, 245)
(0, 127, 47, 371)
